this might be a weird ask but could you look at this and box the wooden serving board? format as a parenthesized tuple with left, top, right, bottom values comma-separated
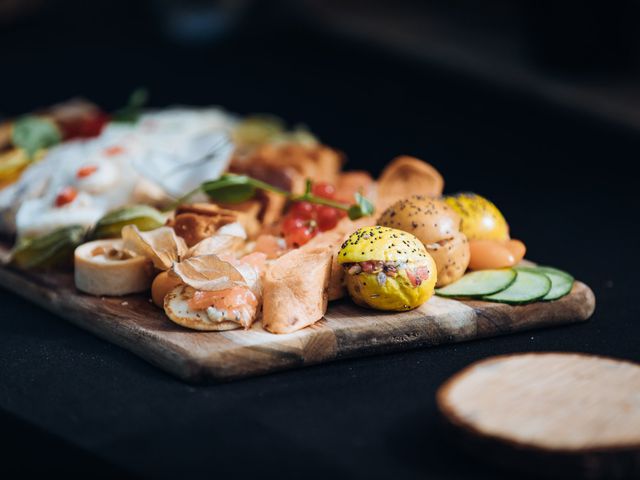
(0, 262, 596, 383)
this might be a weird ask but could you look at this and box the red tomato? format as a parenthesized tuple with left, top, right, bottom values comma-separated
(76, 165, 98, 178)
(282, 215, 305, 235)
(289, 201, 316, 220)
(312, 182, 336, 199)
(62, 112, 110, 139)
(316, 205, 339, 231)
(55, 186, 78, 207)
(81, 113, 109, 137)
(284, 225, 316, 248)
(282, 213, 318, 247)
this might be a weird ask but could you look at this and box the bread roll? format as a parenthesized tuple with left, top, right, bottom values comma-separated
(378, 196, 470, 286)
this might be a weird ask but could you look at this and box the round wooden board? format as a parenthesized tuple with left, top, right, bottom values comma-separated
(437, 353, 640, 479)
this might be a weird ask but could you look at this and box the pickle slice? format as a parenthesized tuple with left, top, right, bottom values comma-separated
(11, 225, 86, 269)
(91, 205, 166, 239)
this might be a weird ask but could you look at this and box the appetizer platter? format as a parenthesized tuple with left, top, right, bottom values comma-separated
(0, 93, 595, 382)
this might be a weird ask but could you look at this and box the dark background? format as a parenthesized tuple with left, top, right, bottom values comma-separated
(1, 1, 638, 478)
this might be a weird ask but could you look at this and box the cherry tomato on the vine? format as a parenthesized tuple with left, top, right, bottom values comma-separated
(312, 182, 336, 199)
(282, 215, 305, 234)
(284, 225, 316, 248)
(281, 213, 319, 247)
(289, 201, 316, 220)
(316, 205, 339, 231)
(282, 182, 346, 247)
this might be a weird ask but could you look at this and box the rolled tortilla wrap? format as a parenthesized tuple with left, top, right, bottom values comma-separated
(262, 248, 332, 334)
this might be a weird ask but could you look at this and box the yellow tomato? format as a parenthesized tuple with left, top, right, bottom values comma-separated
(444, 193, 510, 241)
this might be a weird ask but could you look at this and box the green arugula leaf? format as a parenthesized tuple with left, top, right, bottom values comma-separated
(11, 116, 62, 158)
(201, 174, 257, 203)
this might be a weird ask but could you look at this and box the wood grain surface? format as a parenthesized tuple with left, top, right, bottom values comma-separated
(0, 265, 596, 383)
(436, 353, 640, 479)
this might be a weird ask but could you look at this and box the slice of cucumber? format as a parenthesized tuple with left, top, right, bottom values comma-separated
(436, 269, 517, 298)
(516, 266, 574, 301)
(482, 270, 551, 305)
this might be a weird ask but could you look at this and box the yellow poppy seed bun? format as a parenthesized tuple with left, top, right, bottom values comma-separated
(338, 226, 437, 311)
(344, 256, 437, 311)
(338, 226, 431, 264)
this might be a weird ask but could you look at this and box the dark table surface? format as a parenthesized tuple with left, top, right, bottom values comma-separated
(1, 11, 638, 479)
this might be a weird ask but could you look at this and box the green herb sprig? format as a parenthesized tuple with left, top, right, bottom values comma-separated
(111, 88, 149, 123)
(171, 174, 375, 220)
